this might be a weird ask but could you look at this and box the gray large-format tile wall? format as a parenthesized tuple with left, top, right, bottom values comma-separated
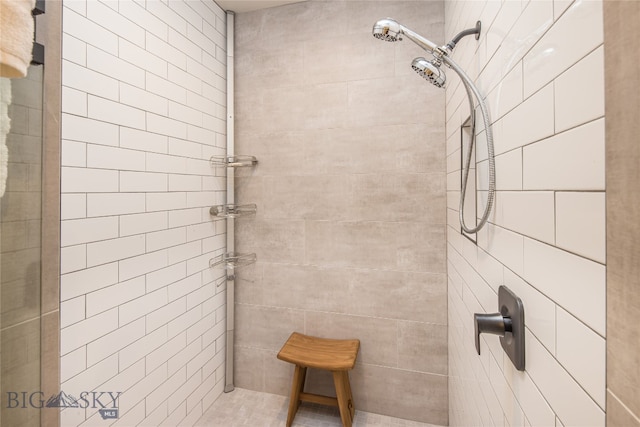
(233, 1, 447, 424)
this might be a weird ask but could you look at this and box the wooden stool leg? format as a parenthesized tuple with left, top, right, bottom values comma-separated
(296, 367, 307, 412)
(343, 371, 355, 420)
(286, 365, 307, 427)
(332, 371, 353, 427)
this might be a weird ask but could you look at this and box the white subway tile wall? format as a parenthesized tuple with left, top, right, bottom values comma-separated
(60, 1, 227, 425)
(446, 1, 605, 426)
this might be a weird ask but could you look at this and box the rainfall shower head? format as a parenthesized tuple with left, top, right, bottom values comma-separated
(372, 18, 438, 54)
(412, 57, 446, 88)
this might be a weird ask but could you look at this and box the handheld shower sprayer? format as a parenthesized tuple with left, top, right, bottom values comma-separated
(372, 18, 495, 234)
(372, 18, 439, 53)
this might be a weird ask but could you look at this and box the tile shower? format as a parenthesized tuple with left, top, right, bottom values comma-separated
(0, 0, 621, 425)
(231, 0, 607, 425)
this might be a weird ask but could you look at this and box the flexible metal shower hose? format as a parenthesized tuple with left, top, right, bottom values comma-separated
(443, 56, 496, 234)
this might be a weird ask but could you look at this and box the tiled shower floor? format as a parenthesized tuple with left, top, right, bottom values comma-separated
(195, 388, 440, 427)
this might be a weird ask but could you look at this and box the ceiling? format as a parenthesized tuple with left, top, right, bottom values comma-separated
(215, 0, 307, 13)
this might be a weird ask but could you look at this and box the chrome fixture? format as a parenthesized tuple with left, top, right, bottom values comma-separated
(411, 57, 445, 88)
(474, 286, 525, 371)
(210, 203, 257, 219)
(210, 252, 257, 275)
(372, 18, 495, 234)
(372, 18, 439, 53)
(210, 154, 258, 168)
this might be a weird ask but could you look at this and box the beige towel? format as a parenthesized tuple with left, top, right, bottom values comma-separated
(0, 77, 11, 197)
(0, 0, 37, 78)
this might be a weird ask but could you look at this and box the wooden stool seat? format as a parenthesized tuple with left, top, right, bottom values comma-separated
(277, 332, 360, 427)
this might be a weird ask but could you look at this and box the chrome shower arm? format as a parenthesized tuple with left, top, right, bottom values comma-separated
(446, 21, 481, 50)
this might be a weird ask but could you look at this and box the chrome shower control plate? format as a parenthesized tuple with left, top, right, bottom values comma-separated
(498, 286, 525, 371)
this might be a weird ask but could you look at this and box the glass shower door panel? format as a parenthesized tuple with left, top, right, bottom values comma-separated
(0, 64, 44, 427)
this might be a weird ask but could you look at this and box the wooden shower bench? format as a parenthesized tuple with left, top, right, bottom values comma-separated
(277, 332, 360, 427)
